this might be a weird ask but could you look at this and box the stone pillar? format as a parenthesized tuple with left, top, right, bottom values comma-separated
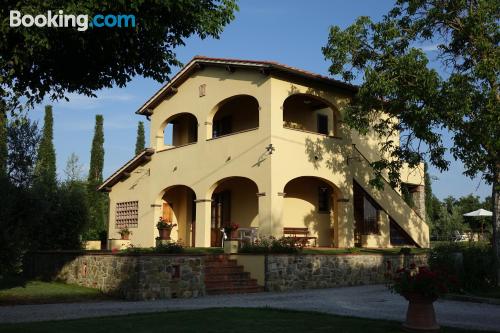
(194, 199, 212, 247)
(410, 185, 426, 219)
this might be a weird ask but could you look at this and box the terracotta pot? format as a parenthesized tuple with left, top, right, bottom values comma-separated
(121, 234, 130, 240)
(230, 230, 239, 240)
(158, 228, 172, 240)
(403, 293, 439, 331)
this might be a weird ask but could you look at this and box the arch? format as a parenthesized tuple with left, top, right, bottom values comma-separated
(157, 185, 197, 247)
(157, 112, 198, 149)
(207, 95, 259, 139)
(207, 176, 259, 247)
(283, 176, 341, 247)
(282, 93, 341, 136)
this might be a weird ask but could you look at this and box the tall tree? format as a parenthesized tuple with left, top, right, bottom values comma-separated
(0, 100, 6, 176)
(64, 153, 85, 183)
(135, 121, 145, 155)
(34, 105, 57, 190)
(323, 0, 499, 283)
(86, 115, 107, 240)
(0, 1, 237, 108)
(6, 115, 40, 188)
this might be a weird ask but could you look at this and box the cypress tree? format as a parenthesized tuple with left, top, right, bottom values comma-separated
(88, 115, 104, 185)
(135, 121, 145, 155)
(34, 105, 57, 190)
(86, 115, 107, 240)
(0, 101, 7, 177)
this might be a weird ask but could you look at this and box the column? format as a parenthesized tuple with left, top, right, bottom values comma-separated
(194, 199, 212, 247)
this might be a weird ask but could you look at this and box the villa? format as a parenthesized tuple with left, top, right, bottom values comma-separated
(98, 56, 429, 249)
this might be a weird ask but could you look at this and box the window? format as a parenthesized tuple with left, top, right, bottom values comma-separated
(363, 197, 380, 234)
(317, 114, 328, 135)
(115, 201, 138, 229)
(318, 187, 330, 212)
(353, 182, 380, 235)
(212, 116, 232, 138)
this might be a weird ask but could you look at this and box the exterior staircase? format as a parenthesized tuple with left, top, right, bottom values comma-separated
(204, 255, 264, 295)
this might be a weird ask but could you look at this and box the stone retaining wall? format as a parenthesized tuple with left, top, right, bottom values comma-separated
(24, 252, 429, 299)
(24, 252, 204, 300)
(265, 254, 428, 292)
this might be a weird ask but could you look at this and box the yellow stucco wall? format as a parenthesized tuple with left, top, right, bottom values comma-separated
(106, 65, 429, 249)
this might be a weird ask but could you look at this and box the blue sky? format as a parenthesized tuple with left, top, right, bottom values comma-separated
(29, 0, 489, 200)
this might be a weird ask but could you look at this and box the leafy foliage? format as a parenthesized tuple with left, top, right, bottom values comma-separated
(240, 237, 302, 254)
(323, 0, 499, 281)
(135, 121, 145, 155)
(0, 102, 6, 176)
(6, 114, 40, 187)
(0, 0, 238, 108)
(429, 242, 496, 291)
(34, 106, 57, 191)
(86, 115, 107, 240)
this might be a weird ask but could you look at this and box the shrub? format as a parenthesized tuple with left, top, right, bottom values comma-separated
(120, 242, 184, 254)
(240, 236, 301, 254)
(429, 242, 495, 291)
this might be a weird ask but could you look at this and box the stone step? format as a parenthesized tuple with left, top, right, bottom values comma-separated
(205, 278, 259, 289)
(205, 285, 264, 295)
(204, 260, 239, 268)
(204, 272, 251, 281)
(204, 266, 244, 275)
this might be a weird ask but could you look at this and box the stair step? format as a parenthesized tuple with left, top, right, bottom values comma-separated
(205, 266, 244, 274)
(205, 279, 258, 288)
(205, 272, 251, 281)
(206, 286, 264, 295)
(204, 261, 238, 268)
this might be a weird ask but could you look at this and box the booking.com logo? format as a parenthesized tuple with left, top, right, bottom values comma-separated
(9, 10, 136, 31)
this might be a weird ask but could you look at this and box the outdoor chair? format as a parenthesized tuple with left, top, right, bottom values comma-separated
(452, 230, 468, 242)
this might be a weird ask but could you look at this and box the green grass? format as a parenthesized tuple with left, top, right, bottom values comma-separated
(302, 247, 429, 255)
(0, 277, 109, 305)
(0, 308, 487, 333)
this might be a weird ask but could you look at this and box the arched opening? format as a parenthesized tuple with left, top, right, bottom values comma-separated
(160, 185, 197, 246)
(209, 95, 259, 139)
(283, 176, 340, 247)
(209, 177, 259, 247)
(283, 94, 338, 136)
(157, 113, 198, 149)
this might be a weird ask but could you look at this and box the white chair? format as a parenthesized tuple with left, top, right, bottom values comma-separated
(238, 227, 259, 245)
(452, 230, 468, 242)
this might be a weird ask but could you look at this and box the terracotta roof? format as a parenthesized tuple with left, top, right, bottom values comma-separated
(97, 148, 155, 192)
(136, 56, 358, 115)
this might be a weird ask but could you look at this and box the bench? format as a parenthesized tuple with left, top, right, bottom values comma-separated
(283, 227, 317, 247)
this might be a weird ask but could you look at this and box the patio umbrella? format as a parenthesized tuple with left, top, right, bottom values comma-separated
(463, 209, 493, 238)
(463, 208, 493, 217)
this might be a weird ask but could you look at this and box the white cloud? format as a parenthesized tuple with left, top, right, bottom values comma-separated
(420, 44, 439, 52)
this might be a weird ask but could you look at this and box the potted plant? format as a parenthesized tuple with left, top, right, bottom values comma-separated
(387, 264, 457, 331)
(157, 217, 177, 240)
(118, 227, 132, 240)
(223, 223, 240, 240)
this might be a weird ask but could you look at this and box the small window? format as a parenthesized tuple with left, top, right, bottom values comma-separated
(318, 187, 330, 212)
(317, 114, 328, 135)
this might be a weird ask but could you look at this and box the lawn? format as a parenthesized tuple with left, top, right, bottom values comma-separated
(302, 247, 429, 255)
(0, 308, 488, 333)
(0, 277, 109, 305)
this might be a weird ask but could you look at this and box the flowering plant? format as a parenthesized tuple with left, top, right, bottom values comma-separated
(156, 217, 177, 230)
(223, 223, 239, 235)
(387, 264, 457, 300)
(118, 227, 132, 238)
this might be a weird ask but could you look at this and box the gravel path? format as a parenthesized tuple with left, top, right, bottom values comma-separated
(1, 285, 499, 331)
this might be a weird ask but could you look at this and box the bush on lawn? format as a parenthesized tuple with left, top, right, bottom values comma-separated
(429, 242, 496, 291)
(121, 241, 184, 254)
(240, 236, 301, 254)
